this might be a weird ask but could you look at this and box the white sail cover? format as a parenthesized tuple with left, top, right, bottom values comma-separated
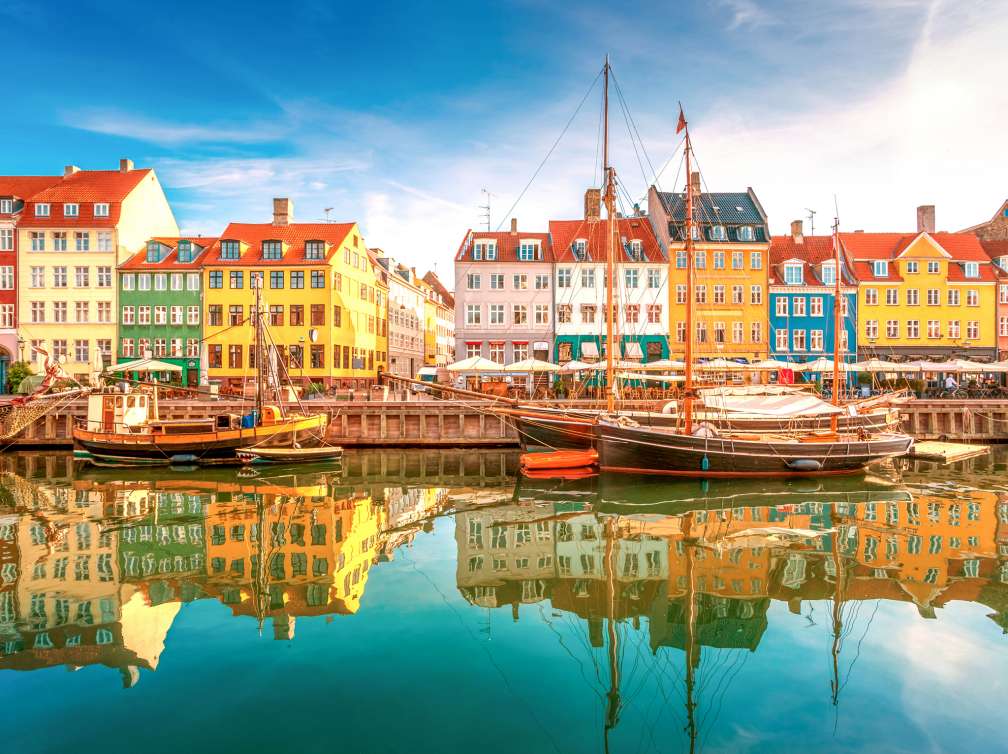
(700, 391, 843, 417)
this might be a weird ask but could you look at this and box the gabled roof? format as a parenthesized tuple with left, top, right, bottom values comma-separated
(18, 168, 154, 228)
(422, 270, 454, 308)
(204, 222, 356, 266)
(768, 235, 855, 286)
(119, 237, 217, 271)
(549, 216, 664, 263)
(841, 231, 997, 282)
(454, 229, 553, 263)
(0, 176, 62, 215)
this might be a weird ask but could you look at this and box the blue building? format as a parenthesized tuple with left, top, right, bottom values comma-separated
(769, 221, 857, 386)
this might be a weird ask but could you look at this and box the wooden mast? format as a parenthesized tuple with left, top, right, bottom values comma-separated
(254, 281, 265, 424)
(683, 115, 695, 434)
(831, 218, 842, 433)
(603, 56, 616, 414)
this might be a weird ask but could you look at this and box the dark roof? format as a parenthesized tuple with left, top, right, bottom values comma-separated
(549, 216, 665, 263)
(657, 189, 766, 227)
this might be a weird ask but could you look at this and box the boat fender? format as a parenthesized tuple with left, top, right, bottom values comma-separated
(170, 454, 199, 465)
(786, 458, 822, 472)
(701, 454, 710, 471)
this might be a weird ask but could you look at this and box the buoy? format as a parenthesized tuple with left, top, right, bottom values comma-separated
(701, 454, 710, 471)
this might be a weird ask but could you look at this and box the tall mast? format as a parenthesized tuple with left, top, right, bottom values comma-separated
(254, 282, 264, 421)
(831, 218, 842, 433)
(683, 115, 695, 434)
(603, 56, 616, 413)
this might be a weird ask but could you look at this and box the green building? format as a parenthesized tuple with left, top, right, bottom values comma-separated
(118, 237, 213, 386)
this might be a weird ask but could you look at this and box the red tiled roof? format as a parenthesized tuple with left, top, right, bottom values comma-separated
(980, 239, 1008, 261)
(18, 169, 155, 228)
(203, 222, 355, 266)
(454, 229, 554, 263)
(0, 176, 62, 215)
(768, 234, 854, 286)
(119, 237, 218, 271)
(549, 216, 664, 263)
(840, 231, 991, 262)
(852, 260, 903, 283)
(422, 270, 454, 308)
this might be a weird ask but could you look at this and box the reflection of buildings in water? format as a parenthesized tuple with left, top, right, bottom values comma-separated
(380, 486, 449, 561)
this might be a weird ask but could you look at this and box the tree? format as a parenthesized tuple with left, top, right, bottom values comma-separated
(6, 361, 33, 394)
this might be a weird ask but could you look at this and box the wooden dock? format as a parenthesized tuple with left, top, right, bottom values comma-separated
(909, 441, 990, 463)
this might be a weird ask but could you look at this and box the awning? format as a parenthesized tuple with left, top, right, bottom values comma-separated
(532, 341, 549, 351)
(580, 341, 600, 359)
(701, 392, 843, 417)
(105, 358, 182, 374)
(622, 341, 644, 360)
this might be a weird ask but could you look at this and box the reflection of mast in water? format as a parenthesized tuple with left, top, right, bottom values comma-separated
(603, 516, 621, 753)
(682, 512, 698, 754)
(830, 508, 845, 708)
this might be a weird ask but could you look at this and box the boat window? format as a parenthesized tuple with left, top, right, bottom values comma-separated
(127, 397, 136, 408)
(115, 397, 123, 408)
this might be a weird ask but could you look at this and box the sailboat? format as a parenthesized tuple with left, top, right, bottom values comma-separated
(72, 283, 329, 467)
(511, 61, 904, 452)
(593, 104, 913, 476)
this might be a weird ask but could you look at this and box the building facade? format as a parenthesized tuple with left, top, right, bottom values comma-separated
(843, 226, 998, 361)
(980, 240, 1008, 359)
(648, 177, 770, 364)
(453, 221, 554, 364)
(549, 194, 668, 364)
(769, 220, 857, 372)
(16, 160, 178, 383)
(421, 270, 455, 366)
(117, 237, 213, 386)
(0, 176, 60, 388)
(201, 199, 387, 391)
(377, 255, 425, 379)
(961, 198, 1008, 242)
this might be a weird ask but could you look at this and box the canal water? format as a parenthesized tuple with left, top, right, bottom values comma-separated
(1, 449, 1007, 754)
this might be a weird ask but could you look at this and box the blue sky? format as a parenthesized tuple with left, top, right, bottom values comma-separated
(1, 0, 1005, 275)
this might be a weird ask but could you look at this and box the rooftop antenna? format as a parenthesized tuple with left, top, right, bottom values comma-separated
(324, 207, 333, 223)
(479, 188, 493, 231)
(805, 208, 816, 236)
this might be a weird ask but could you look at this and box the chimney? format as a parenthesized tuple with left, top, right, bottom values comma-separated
(63, 165, 79, 178)
(790, 219, 804, 243)
(917, 204, 935, 234)
(689, 171, 701, 194)
(510, 217, 518, 235)
(119, 158, 133, 173)
(584, 188, 601, 221)
(273, 197, 293, 226)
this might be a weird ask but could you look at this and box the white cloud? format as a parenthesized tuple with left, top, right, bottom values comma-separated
(66, 109, 288, 145)
(718, 0, 775, 29)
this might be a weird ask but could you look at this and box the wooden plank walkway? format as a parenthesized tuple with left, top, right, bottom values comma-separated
(909, 441, 990, 463)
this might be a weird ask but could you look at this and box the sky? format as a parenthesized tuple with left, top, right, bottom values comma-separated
(1, 0, 1006, 278)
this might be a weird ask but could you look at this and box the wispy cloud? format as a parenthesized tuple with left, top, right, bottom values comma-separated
(717, 0, 775, 30)
(65, 109, 290, 146)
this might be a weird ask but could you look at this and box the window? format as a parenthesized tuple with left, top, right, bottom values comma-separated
(624, 304, 639, 323)
(262, 240, 283, 260)
(676, 251, 687, 269)
(865, 320, 879, 339)
(906, 288, 919, 306)
(793, 297, 806, 317)
(35, 203, 50, 217)
(675, 284, 687, 304)
(696, 321, 707, 343)
(467, 273, 480, 290)
(97, 231, 112, 251)
(967, 320, 979, 339)
(230, 270, 244, 289)
(310, 270, 325, 289)
(153, 338, 166, 357)
(220, 240, 240, 260)
(821, 262, 836, 286)
(74, 340, 88, 362)
(171, 305, 183, 325)
(793, 329, 806, 350)
(906, 261, 919, 274)
(1000, 317, 1008, 338)
(513, 304, 528, 325)
(466, 304, 481, 325)
(864, 288, 878, 305)
(750, 321, 762, 343)
(186, 339, 199, 357)
(208, 344, 222, 368)
(732, 285, 743, 304)
(535, 273, 549, 290)
(75, 301, 88, 322)
(484, 273, 502, 290)
(750, 285, 762, 305)
(810, 297, 823, 316)
(927, 319, 940, 338)
(97, 266, 111, 287)
(557, 268, 572, 288)
(30, 302, 44, 323)
(94, 202, 109, 217)
(473, 240, 496, 260)
(647, 304, 661, 323)
(967, 289, 979, 307)
(964, 262, 979, 278)
(783, 263, 802, 285)
(305, 240, 325, 260)
(290, 305, 304, 325)
(557, 304, 572, 323)
(927, 288, 939, 306)
(75, 232, 89, 251)
(947, 289, 960, 306)
(269, 270, 284, 289)
(489, 304, 504, 324)
(170, 338, 182, 357)
(53, 302, 66, 322)
(290, 271, 304, 288)
(907, 319, 920, 338)
(186, 273, 200, 291)
(873, 260, 887, 277)
(465, 342, 481, 359)
(170, 273, 183, 291)
(311, 304, 325, 326)
(269, 305, 284, 326)
(713, 321, 726, 344)
(624, 268, 639, 288)
(581, 304, 597, 323)
(53, 232, 67, 251)
(0, 198, 10, 214)
(28, 231, 45, 251)
(0, 304, 13, 328)
(52, 266, 67, 287)
(0, 266, 11, 290)
(647, 268, 661, 289)
(948, 320, 960, 339)
(775, 329, 788, 351)
(884, 288, 897, 306)
(695, 250, 706, 270)
(30, 266, 43, 288)
(153, 273, 167, 291)
(518, 240, 539, 260)
(534, 304, 549, 325)
(886, 320, 899, 338)
(228, 344, 243, 368)
(208, 305, 223, 326)
(775, 297, 788, 317)
(229, 305, 243, 325)
(209, 270, 223, 288)
(927, 260, 939, 274)
(581, 268, 595, 288)
(676, 321, 686, 342)
(121, 338, 135, 358)
(710, 251, 725, 270)
(713, 284, 725, 304)
(513, 274, 527, 289)
(138, 305, 150, 324)
(750, 251, 762, 270)
(138, 273, 151, 290)
(0, 228, 10, 250)
(695, 285, 706, 304)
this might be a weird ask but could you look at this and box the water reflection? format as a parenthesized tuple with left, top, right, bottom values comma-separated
(1, 449, 1007, 751)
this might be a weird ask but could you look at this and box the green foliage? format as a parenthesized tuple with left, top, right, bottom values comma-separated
(6, 361, 33, 393)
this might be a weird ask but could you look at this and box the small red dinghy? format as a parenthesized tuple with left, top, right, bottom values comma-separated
(520, 449, 599, 474)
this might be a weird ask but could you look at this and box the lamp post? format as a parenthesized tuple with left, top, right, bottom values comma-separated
(16, 337, 24, 363)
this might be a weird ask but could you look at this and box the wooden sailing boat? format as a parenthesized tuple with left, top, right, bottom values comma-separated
(73, 283, 329, 467)
(593, 108, 913, 476)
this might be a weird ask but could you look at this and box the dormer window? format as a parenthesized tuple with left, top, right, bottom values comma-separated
(783, 262, 803, 285)
(518, 240, 540, 261)
(998, 256, 1008, 271)
(473, 240, 495, 260)
(873, 260, 888, 278)
(262, 240, 283, 260)
(177, 240, 193, 263)
(821, 261, 836, 286)
(64, 203, 79, 217)
(690, 226, 700, 241)
(628, 239, 643, 260)
(35, 203, 50, 217)
(0, 198, 11, 214)
(94, 203, 109, 217)
(220, 240, 240, 260)
(305, 240, 326, 260)
(573, 239, 588, 260)
(710, 225, 726, 241)
(964, 262, 979, 278)
(738, 225, 754, 242)
(146, 240, 164, 263)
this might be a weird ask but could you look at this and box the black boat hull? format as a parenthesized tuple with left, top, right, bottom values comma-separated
(594, 421, 913, 478)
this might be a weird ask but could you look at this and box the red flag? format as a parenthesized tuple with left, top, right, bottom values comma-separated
(675, 106, 687, 134)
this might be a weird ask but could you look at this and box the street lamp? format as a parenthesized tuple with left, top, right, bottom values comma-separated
(16, 337, 24, 363)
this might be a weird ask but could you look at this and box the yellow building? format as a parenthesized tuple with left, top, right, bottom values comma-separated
(419, 270, 454, 366)
(647, 179, 771, 364)
(202, 199, 387, 391)
(17, 160, 178, 382)
(843, 231, 999, 360)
